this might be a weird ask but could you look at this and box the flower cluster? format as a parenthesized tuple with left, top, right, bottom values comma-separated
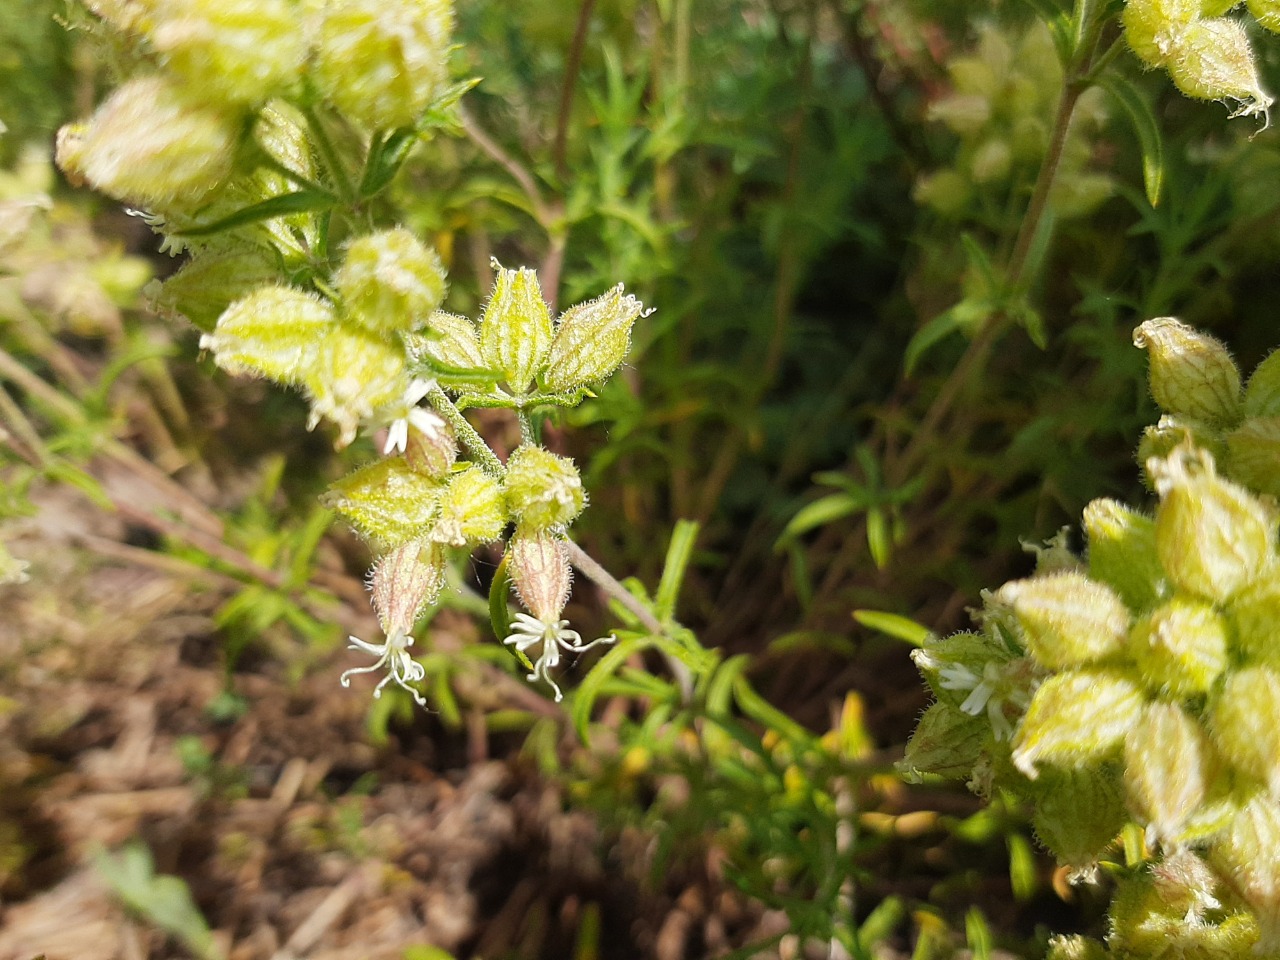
(906, 320, 1280, 957)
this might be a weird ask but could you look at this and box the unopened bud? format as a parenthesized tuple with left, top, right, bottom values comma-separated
(1128, 595, 1229, 697)
(315, 0, 453, 130)
(1011, 668, 1145, 778)
(997, 572, 1129, 669)
(302, 325, 406, 448)
(542, 284, 647, 393)
(969, 138, 1012, 184)
(508, 531, 572, 622)
(1122, 0, 1201, 68)
(1150, 446, 1272, 603)
(1124, 701, 1219, 847)
(1209, 665, 1280, 792)
(404, 415, 457, 477)
(1167, 18, 1273, 120)
(68, 75, 239, 207)
(912, 170, 972, 218)
(323, 457, 444, 547)
(479, 263, 553, 393)
(1111, 869, 1259, 958)
(201, 285, 335, 384)
(428, 466, 507, 546)
(927, 94, 991, 136)
(1137, 415, 1227, 489)
(1208, 793, 1280, 953)
(371, 540, 447, 635)
(1250, 0, 1280, 31)
(148, 0, 305, 104)
(1245, 349, 1280, 418)
(1028, 765, 1127, 872)
(1229, 571, 1280, 667)
(1045, 936, 1109, 960)
(1225, 416, 1280, 498)
(1151, 849, 1222, 918)
(1083, 498, 1168, 612)
(504, 445, 585, 532)
(898, 700, 986, 782)
(409, 311, 488, 381)
(336, 228, 447, 335)
(153, 245, 281, 333)
(1134, 318, 1243, 427)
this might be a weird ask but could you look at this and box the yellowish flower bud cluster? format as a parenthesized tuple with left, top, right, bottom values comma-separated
(906, 318, 1280, 954)
(1122, 0, 1273, 121)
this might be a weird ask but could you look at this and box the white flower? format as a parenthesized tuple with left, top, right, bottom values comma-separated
(937, 659, 1030, 741)
(339, 628, 428, 707)
(382, 378, 445, 455)
(502, 613, 615, 702)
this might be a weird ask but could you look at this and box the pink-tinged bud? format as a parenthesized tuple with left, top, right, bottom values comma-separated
(1229, 572, 1280, 667)
(404, 415, 458, 477)
(302, 325, 407, 448)
(1028, 766, 1127, 873)
(898, 700, 987, 782)
(200, 285, 335, 384)
(427, 466, 507, 547)
(1209, 793, 1280, 953)
(508, 531, 572, 622)
(1150, 447, 1272, 603)
(336, 228, 447, 335)
(1251, 0, 1280, 30)
(479, 263, 553, 393)
(542, 284, 647, 393)
(322, 457, 444, 548)
(1134, 318, 1243, 427)
(1209, 666, 1280, 792)
(315, 0, 453, 130)
(1122, 0, 1201, 68)
(504, 445, 586, 532)
(147, 0, 305, 105)
(68, 75, 240, 207)
(997, 572, 1129, 669)
(1245, 349, 1280, 418)
(1124, 702, 1221, 848)
(1167, 18, 1273, 120)
(371, 540, 447, 635)
(1128, 595, 1229, 697)
(1151, 849, 1223, 919)
(1083, 498, 1168, 612)
(1011, 668, 1146, 778)
(1225, 416, 1280, 498)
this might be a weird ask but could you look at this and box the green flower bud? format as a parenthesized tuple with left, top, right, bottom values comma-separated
(913, 170, 972, 218)
(1245, 349, 1280, 418)
(1110, 869, 1259, 958)
(1250, 0, 1280, 30)
(1209, 666, 1280, 791)
(1229, 571, 1280, 666)
(969, 138, 1013, 184)
(1203, 0, 1242, 14)
(66, 75, 240, 206)
(1134, 318, 1243, 428)
(508, 531, 572, 622)
(336, 228, 447, 335)
(542, 284, 647, 393)
(1045, 936, 1109, 960)
(1122, 0, 1201, 68)
(1128, 595, 1229, 697)
(315, 0, 453, 130)
(151, 245, 282, 333)
(910, 631, 1013, 706)
(302, 325, 407, 448)
(898, 699, 988, 783)
(1151, 446, 1272, 603)
(1083, 498, 1168, 612)
(1028, 765, 1127, 873)
(323, 457, 444, 547)
(201, 284, 335, 384)
(1011, 668, 1146, 778)
(997, 572, 1130, 669)
(1225, 417, 1280, 498)
(479, 263, 553, 393)
(428, 466, 506, 546)
(1167, 18, 1273, 120)
(926, 94, 991, 136)
(371, 539, 447, 635)
(408, 311, 489, 384)
(504, 445, 585, 532)
(1125, 702, 1220, 847)
(148, 0, 305, 105)
(1137, 415, 1227, 491)
(1209, 793, 1280, 953)
(404, 414, 457, 478)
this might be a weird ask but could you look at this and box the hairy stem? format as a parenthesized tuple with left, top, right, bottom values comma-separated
(426, 384, 506, 476)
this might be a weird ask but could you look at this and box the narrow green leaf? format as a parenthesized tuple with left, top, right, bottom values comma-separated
(965, 908, 993, 960)
(1100, 73, 1165, 207)
(904, 310, 963, 376)
(1018, 0, 1073, 61)
(359, 125, 419, 198)
(852, 609, 932, 647)
(174, 190, 336, 239)
(777, 493, 862, 546)
(866, 507, 890, 569)
(733, 675, 812, 745)
(571, 633, 649, 740)
(655, 519, 699, 620)
(1008, 832, 1038, 901)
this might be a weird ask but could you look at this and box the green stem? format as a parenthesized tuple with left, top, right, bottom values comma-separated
(427, 384, 504, 476)
(256, 151, 336, 200)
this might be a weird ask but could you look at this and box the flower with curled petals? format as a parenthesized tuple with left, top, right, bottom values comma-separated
(339, 628, 428, 706)
(502, 613, 615, 702)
